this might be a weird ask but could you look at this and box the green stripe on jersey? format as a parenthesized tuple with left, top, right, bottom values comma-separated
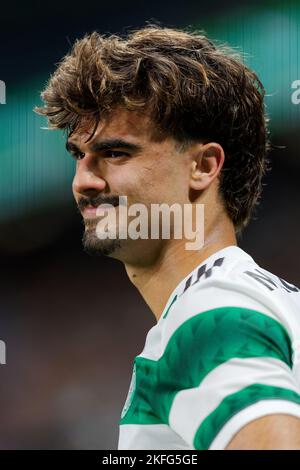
(119, 307, 293, 427)
(162, 295, 178, 319)
(194, 384, 300, 449)
(155, 307, 293, 423)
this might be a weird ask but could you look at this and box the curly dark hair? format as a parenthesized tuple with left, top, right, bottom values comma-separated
(35, 24, 271, 233)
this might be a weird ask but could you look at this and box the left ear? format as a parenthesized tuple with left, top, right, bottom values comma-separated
(189, 142, 225, 191)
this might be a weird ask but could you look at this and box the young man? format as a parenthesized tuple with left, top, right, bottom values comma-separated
(35, 25, 300, 449)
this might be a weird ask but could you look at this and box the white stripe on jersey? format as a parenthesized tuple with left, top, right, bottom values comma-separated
(169, 356, 300, 447)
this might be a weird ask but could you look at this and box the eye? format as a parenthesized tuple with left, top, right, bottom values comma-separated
(104, 150, 129, 159)
(70, 150, 85, 161)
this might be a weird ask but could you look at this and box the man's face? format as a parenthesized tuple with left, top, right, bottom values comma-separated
(70, 108, 192, 264)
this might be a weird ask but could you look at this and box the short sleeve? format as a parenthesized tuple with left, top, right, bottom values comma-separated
(152, 305, 300, 449)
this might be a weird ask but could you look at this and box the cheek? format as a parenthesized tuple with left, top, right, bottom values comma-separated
(109, 167, 141, 198)
(153, 158, 187, 192)
(140, 162, 185, 203)
(111, 157, 186, 203)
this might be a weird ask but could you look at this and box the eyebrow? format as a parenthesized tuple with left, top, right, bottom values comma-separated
(65, 138, 143, 154)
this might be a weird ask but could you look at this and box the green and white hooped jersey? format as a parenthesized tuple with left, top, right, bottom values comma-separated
(118, 246, 300, 450)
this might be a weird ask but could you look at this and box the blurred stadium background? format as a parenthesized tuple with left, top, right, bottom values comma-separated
(0, 0, 299, 449)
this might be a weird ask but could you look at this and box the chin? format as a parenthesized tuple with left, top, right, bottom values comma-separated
(82, 231, 122, 257)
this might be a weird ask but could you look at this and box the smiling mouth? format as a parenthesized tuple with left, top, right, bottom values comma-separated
(83, 203, 119, 218)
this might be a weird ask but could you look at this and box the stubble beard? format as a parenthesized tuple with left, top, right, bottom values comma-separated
(82, 219, 122, 257)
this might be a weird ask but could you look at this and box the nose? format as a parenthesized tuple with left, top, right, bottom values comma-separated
(72, 156, 107, 198)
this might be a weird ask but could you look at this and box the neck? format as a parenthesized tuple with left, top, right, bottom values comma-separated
(124, 214, 237, 322)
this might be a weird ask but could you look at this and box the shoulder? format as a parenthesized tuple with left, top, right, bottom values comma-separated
(161, 246, 300, 368)
(150, 248, 300, 450)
